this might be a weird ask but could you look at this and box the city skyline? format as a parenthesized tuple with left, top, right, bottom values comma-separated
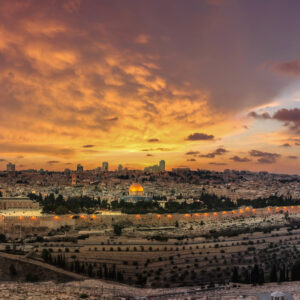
(0, 0, 299, 174)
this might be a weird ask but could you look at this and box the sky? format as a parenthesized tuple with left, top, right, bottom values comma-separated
(0, 0, 300, 174)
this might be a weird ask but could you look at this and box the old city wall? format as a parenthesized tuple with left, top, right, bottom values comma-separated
(0, 206, 295, 237)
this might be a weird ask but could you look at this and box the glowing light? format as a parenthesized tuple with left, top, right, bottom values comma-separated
(291, 206, 295, 209)
(167, 214, 172, 218)
(194, 213, 199, 217)
(90, 215, 97, 219)
(129, 183, 144, 195)
(53, 216, 59, 220)
(222, 211, 227, 215)
(239, 209, 244, 214)
(213, 212, 218, 216)
(283, 206, 287, 210)
(276, 207, 280, 210)
(136, 214, 141, 219)
(232, 210, 236, 214)
(31, 216, 37, 220)
(156, 214, 161, 218)
(69, 215, 73, 219)
(19, 216, 23, 220)
(267, 207, 271, 212)
(184, 213, 190, 217)
(204, 213, 209, 217)
(252, 209, 256, 212)
(80, 215, 86, 219)
(245, 207, 250, 211)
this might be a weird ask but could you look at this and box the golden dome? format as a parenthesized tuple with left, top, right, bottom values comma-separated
(129, 182, 144, 195)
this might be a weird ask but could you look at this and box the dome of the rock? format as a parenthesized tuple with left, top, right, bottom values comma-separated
(129, 183, 144, 196)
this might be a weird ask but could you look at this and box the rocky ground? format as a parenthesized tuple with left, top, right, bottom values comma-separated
(2, 280, 300, 300)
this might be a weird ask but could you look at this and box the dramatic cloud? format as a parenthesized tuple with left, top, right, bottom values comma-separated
(146, 154, 153, 157)
(186, 151, 200, 156)
(199, 148, 228, 158)
(187, 158, 196, 162)
(248, 111, 271, 119)
(273, 108, 300, 133)
(249, 107, 300, 134)
(147, 138, 160, 143)
(249, 150, 281, 164)
(272, 60, 300, 76)
(185, 133, 214, 141)
(0, 0, 299, 172)
(47, 160, 60, 164)
(230, 156, 251, 162)
(281, 143, 291, 147)
(209, 162, 227, 166)
(287, 155, 298, 159)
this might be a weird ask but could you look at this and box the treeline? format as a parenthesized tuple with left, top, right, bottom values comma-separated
(28, 193, 105, 214)
(232, 261, 300, 284)
(41, 249, 124, 282)
(237, 195, 300, 208)
(28, 192, 300, 215)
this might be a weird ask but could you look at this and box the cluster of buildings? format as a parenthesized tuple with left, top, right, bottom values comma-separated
(144, 160, 165, 173)
(0, 161, 299, 204)
(76, 161, 110, 173)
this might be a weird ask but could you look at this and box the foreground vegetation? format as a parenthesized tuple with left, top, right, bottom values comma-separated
(28, 192, 300, 215)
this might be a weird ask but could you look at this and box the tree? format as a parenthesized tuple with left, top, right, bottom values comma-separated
(270, 264, 277, 282)
(280, 265, 286, 282)
(41, 249, 50, 262)
(9, 264, 17, 277)
(113, 224, 123, 236)
(231, 267, 239, 283)
(291, 261, 300, 281)
(251, 265, 260, 284)
(55, 205, 69, 215)
(0, 234, 6, 243)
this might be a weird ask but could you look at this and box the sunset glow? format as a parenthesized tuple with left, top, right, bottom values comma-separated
(0, 1, 298, 173)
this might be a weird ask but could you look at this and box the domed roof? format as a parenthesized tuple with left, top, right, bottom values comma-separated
(129, 182, 144, 194)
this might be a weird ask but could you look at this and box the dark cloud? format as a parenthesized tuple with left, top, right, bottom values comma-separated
(273, 108, 300, 133)
(248, 111, 271, 119)
(230, 155, 251, 162)
(249, 150, 281, 164)
(209, 162, 227, 166)
(249, 108, 300, 134)
(0, 143, 75, 157)
(147, 138, 159, 143)
(47, 160, 60, 164)
(0, 159, 6, 162)
(199, 148, 228, 158)
(187, 158, 196, 162)
(281, 143, 291, 147)
(82, 145, 95, 148)
(185, 133, 214, 141)
(287, 155, 298, 159)
(146, 154, 153, 156)
(186, 151, 200, 155)
(272, 60, 300, 76)
(296, 143, 300, 146)
(142, 148, 171, 152)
